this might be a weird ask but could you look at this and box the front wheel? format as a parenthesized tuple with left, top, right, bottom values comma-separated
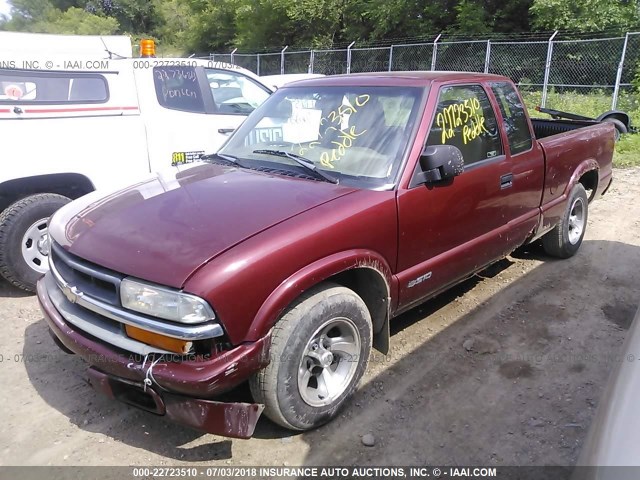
(542, 183, 588, 259)
(250, 283, 372, 431)
(0, 193, 70, 292)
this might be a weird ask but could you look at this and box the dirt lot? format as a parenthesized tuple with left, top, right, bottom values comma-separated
(1, 168, 639, 469)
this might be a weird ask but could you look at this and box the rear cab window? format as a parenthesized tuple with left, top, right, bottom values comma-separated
(426, 84, 502, 167)
(490, 82, 533, 155)
(0, 69, 108, 104)
(153, 66, 270, 115)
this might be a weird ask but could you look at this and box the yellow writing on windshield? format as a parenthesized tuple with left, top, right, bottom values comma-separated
(320, 126, 367, 169)
(319, 94, 371, 132)
(436, 98, 488, 145)
(297, 93, 372, 163)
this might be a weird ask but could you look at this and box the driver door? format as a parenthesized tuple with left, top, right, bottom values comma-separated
(395, 83, 513, 311)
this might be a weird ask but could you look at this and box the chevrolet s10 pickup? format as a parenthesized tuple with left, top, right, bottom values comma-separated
(37, 72, 614, 439)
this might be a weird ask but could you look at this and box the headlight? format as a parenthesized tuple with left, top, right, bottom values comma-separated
(120, 278, 215, 324)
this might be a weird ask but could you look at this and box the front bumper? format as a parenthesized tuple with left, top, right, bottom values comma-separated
(37, 276, 270, 439)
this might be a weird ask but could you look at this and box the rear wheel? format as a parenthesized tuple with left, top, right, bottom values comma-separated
(250, 283, 372, 431)
(0, 194, 70, 292)
(542, 184, 588, 259)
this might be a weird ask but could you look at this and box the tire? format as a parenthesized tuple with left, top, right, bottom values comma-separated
(250, 282, 372, 431)
(542, 183, 588, 259)
(0, 193, 70, 292)
(602, 118, 627, 141)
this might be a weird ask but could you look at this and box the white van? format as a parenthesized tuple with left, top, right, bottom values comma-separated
(0, 32, 273, 291)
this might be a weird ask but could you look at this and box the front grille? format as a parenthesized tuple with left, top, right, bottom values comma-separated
(47, 241, 225, 356)
(50, 242, 122, 305)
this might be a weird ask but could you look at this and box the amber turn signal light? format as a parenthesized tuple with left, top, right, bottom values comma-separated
(125, 324, 192, 354)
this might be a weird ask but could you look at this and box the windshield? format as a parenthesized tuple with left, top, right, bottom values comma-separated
(218, 85, 425, 188)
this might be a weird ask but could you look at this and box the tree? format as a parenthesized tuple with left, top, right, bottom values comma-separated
(26, 6, 118, 34)
(530, 0, 640, 32)
(452, 0, 491, 34)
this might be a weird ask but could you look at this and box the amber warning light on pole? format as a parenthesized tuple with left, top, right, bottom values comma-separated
(140, 39, 156, 58)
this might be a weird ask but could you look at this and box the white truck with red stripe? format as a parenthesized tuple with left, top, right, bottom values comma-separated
(0, 32, 273, 291)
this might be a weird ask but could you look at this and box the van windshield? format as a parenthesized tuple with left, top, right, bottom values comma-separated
(218, 85, 425, 188)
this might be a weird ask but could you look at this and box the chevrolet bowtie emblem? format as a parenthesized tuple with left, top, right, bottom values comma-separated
(62, 285, 81, 304)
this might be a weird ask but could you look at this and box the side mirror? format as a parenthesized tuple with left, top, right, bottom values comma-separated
(415, 145, 464, 185)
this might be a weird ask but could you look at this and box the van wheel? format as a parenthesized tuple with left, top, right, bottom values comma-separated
(542, 184, 588, 259)
(250, 283, 372, 431)
(0, 194, 70, 292)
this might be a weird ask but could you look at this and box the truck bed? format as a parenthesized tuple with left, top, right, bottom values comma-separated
(531, 117, 603, 139)
(536, 121, 614, 227)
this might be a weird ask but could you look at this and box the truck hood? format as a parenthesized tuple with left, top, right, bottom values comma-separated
(51, 163, 356, 288)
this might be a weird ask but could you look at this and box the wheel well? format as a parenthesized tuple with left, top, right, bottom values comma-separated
(0, 173, 94, 212)
(579, 170, 598, 202)
(327, 267, 390, 337)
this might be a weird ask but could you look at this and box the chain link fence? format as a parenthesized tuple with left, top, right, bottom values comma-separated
(208, 32, 640, 109)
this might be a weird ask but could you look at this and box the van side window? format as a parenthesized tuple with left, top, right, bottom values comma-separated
(426, 84, 502, 166)
(0, 70, 108, 104)
(490, 82, 533, 155)
(153, 66, 205, 114)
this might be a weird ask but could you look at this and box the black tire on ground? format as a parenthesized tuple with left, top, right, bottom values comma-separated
(542, 183, 589, 259)
(250, 282, 372, 431)
(0, 193, 70, 292)
(602, 118, 627, 141)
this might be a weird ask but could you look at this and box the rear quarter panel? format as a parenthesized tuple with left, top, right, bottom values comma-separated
(537, 122, 614, 230)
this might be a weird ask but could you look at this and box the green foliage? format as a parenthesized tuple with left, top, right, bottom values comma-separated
(530, 0, 640, 33)
(453, 0, 491, 35)
(613, 133, 640, 167)
(150, 0, 191, 50)
(38, 6, 118, 34)
(0, 0, 541, 52)
(3, 4, 118, 34)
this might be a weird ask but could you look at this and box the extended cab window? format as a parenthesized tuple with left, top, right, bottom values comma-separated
(0, 70, 108, 104)
(153, 66, 205, 113)
(205, 69, 270, 115)
(426, 84, 502, 166)
(490, 82, 533, 155)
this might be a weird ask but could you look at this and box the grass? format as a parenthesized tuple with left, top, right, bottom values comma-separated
(520, 89, 640, 168)
(612, 134, 640, 168)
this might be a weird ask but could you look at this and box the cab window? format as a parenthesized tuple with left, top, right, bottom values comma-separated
(0, 70, 108, 104)
(490, 82, 533, 155)
(205, 69, 271, 115)
(426, 84, 502, 166)
(153, 66, 205, 113)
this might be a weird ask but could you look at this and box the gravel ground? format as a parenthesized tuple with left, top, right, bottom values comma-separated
(0, 168, 639, 470)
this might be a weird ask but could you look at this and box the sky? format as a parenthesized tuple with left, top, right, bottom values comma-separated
(0, 0, 11, 17)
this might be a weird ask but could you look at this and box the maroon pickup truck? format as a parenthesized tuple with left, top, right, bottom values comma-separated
(37, 72, 614, 439)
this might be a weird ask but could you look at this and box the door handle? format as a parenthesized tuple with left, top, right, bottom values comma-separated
(500, 173, 513, 189)
(218, 128, 235, 135)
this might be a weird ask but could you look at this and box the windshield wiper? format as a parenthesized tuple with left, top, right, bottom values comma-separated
(252, 149, 339, 184)
(201, 152, 243, 167)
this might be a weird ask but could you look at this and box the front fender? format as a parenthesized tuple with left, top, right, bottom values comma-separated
(246, 249, 395, 341)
